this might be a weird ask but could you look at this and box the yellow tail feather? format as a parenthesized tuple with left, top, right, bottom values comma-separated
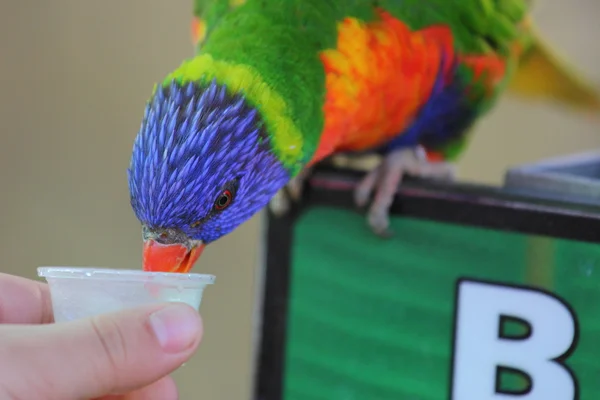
(508, 22, 600, 114)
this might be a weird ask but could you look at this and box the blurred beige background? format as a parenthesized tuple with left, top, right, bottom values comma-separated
(0, 1, 598, 399)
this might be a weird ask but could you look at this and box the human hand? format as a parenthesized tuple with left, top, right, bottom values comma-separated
(0, 273, 203, 400)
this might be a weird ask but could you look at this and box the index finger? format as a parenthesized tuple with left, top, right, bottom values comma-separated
(0, 273, 53, 324)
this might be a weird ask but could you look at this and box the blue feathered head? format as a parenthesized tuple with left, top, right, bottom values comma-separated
(128, 79, 289, 273)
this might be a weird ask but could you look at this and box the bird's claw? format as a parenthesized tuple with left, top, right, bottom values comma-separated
(354, 147, 455, 237)
(268, 167, 313, 216)
(269, 189, 291, 217)
(367, 208, 394, 238)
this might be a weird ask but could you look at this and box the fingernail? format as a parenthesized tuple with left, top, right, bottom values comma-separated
(149, 304, 202, 353)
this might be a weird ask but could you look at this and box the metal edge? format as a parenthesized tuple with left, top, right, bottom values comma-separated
(505, 149, 600, 174)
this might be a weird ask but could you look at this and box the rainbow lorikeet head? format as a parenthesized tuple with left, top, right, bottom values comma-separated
(128, 79, 289, 273)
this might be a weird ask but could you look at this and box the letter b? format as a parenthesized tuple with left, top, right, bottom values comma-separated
(451, 279, 579, 400)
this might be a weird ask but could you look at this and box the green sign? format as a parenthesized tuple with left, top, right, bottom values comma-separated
(282, 207, 599, 399)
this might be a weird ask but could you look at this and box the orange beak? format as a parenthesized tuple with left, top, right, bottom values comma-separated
(142, 240, 205, 273)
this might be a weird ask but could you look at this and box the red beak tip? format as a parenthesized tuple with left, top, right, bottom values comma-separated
(142, 240, 205, 274)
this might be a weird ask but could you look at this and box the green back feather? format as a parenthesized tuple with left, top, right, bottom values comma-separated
(378, 0, 530, 55)
(178, 0, 533, 168)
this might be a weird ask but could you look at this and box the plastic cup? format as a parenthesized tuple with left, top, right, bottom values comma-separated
(37, 267, 215, 323)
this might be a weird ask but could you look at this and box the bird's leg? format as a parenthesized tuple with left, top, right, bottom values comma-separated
(269, 166, 314, 216)
(354, 146, 455, 237)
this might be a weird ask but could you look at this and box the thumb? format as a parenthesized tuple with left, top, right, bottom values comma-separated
(0, 303, 203, 400)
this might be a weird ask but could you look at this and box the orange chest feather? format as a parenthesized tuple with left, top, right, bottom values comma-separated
(309, 10, 456, 165)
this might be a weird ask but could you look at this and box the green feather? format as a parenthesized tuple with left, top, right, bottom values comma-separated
(379, 0, 529, 55)
(180, 0, 536, 167)
(192, 1, 382, 166)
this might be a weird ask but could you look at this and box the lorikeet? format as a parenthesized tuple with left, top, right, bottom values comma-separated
(128, 0, 600, 273)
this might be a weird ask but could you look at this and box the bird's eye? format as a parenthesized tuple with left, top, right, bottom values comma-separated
(214, 189, 233, 211)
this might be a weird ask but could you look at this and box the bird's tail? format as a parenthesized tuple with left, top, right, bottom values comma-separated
(507, 19, 600, 114)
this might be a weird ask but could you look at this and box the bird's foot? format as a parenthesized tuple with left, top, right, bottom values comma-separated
(354, 147, 455, 237)
(269, 166, 314, 216)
